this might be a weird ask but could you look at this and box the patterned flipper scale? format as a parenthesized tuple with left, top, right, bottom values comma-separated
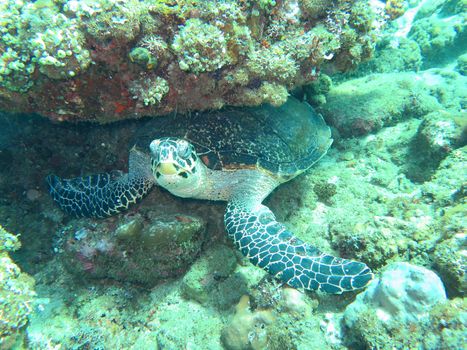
(46, 149, 155, 218)
(225, 199, 374, 294)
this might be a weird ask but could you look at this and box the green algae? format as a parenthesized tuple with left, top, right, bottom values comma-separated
(129, 47, 158, 70)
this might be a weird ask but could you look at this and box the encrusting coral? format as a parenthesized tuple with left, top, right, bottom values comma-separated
(221, 295, 275, 350)
(0, 225, 36, 349)
(0, 0, 384, 123)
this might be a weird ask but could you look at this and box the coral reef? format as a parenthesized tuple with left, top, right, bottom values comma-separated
(221, 283, 317, 350)
(129, 76, 170, 107)
(0, 0, 91, 91)
(0, 1, 465, 347)
(172, 18, 233, 74)
(333, 0, 466, 79)
(299, 0, 329, 20)
(345, 263, 447, 324)
(0, 225, 36, 349)
(0, 0, 384, 123)
(318, 70, 465, 138)
(408, 0, 466, 68)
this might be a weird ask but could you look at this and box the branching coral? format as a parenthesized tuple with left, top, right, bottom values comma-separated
(172, 18, 233, 74)
(129, 76, 169, 107)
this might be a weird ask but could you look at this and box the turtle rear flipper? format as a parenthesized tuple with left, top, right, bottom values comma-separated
(46, 148, 155, 218)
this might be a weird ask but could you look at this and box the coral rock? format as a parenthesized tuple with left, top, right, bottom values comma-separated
(221, 295, 275, 350)
(181, 245, 237, 304)
(60, 213, 206, 287)
(0, 225, 36, 349)
(319, 72, 443, 138)
(344, 262, 446, 326)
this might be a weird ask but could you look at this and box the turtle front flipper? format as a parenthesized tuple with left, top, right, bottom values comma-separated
(46, 148, 155, 218)
(225, 198, 374, 294)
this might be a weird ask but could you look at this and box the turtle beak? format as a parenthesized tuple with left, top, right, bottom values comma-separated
(158, 162, 179, 175)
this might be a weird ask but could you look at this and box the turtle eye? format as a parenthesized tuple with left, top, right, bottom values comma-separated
(149, 140, 161, 161)
(178, 142, 192, 159)
(151, 150, 160, 164)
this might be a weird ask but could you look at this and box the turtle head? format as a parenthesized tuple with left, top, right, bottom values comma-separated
(149, 137, 205, 197)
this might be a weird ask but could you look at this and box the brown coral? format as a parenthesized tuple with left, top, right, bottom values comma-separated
(385, 0, 407, 20)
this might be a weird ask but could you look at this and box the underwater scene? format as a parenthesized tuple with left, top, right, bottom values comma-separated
(0, 0, 465, 349)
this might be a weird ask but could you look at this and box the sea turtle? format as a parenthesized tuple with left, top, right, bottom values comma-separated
(46, 97, 373, 294)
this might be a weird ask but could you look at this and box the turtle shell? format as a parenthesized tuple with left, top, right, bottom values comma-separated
(135, 97, 332, 177)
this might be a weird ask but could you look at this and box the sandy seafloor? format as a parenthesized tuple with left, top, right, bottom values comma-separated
(0, 1, 466, 349)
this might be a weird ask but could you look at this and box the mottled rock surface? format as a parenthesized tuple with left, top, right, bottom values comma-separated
(318, 70, 467, 138)
(60, 212, 206, 286)
(342, 262, 451, 349)
(345, 262, 446, 325)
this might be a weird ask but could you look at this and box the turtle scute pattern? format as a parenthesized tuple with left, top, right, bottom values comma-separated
(225, 199, 374, 294)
